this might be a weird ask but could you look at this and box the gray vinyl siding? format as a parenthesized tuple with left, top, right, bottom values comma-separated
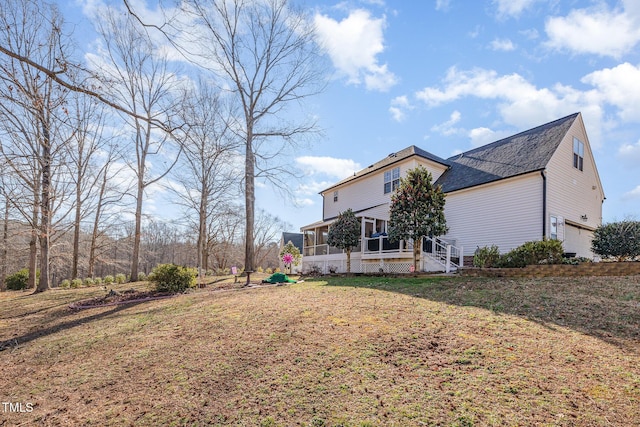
(443, 173, 543, 256)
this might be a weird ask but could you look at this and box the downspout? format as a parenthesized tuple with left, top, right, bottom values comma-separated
(541, 170, 547, 239)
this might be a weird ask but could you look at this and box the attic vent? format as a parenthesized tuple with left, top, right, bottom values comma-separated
(388, 152, 397, 158)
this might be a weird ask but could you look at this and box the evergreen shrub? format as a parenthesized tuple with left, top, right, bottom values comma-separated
(149, 264, 196, 293)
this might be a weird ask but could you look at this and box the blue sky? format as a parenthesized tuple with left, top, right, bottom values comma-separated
(60, 0, 640, 232)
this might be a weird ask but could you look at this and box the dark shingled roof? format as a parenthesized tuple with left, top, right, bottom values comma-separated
(435, 113, 579, 192)
(323, 145, 450, 192)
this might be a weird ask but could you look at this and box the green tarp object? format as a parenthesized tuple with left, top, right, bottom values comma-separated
(262, 272, 297, 284)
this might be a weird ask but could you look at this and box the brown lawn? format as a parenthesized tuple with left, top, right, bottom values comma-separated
(0, 274, 639, 426)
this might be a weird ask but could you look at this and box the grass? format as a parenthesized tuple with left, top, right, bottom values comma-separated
(0, 274, 639, 426)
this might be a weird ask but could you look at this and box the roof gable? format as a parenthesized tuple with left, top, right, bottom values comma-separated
(436, 113, 579, 193)
(322, 145, 449, 193)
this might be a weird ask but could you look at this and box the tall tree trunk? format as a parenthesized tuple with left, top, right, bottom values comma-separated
(72, 170, 82, 278)
(197, 185, 207, 282)
(28, 198, 39, 289)
(1, 197, 8, 291)
(244, 134, 255, 272)
(130, 177, 144, 282)
(35, 117, 51, 293)
(88, 172, 108, 278)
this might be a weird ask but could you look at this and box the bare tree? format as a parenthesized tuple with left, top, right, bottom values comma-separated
(87, 145, 128, 279)
(63, 90, 114, 279)
(0, 0, 74, 292)
(0, 183, 8, 291)
(90, 7, 183, 281)
(171, 80, 240, 277)
(253, 209, 291, 269)
(209, 204, 244, 271)
(127, 0, 325, 271)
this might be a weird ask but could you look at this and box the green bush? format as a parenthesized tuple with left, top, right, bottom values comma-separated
(591, 220, 640, 261)
(473, 245, 500, 268)
(70, 278, 83, 289)
(84, 278, 95, 287)
(60, 279, 71, 289)
(149, 264, 196, 293)
(93, 277, 102, 285)
(115, 273, 127, 284)
(498, 239, 564, 268)
(103, 275, 114, 284)
(137, 272, 147, 281)
(5, 269, 30, 290)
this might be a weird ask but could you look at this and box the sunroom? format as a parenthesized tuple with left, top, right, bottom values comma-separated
(300, 216, 461, 274)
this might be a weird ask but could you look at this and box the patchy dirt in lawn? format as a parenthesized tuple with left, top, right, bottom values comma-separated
(0, 275, 638, 426)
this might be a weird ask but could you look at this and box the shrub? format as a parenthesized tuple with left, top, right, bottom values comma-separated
(591, 220, 640, 261)
(93, 277, 102, 285)
(103, 275, 114, 284)
(473, 245, 500, 268)
(60, 279, 71, 289)
(257, 266, 264, 273)
(84, 278, 95, 287)
(562, 256, 593, 265)
(149, 264, 196, 293)
(498, 239, 564, 268)
(5, 269, 30, 290)
(137, 272, 146, 281)
(265, 268, 273, 274)
(115, 273, 127, 284)
(70, 278, 83, 289)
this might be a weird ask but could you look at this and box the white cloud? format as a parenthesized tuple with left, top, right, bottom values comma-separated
(295, 156, 361, 180)
(389, 95, 412, 122)
(618, 139, 640, 167)
(490, 38, 516, 51)
(414, 66, 609, 147)
(520, 28, 539, 40)
(581, 63, 640, 122)
(493, 0, 540, 19)
(431, 110, 462, 136)
(314, 9, 398, 91)
(293, 197, 315, 207)
(468, 127, 512, 148)
(435, 0, 451, 12)
(623, 185, 640, 200)
(545, 4, 640, 58)
(297, 181, 333, 195)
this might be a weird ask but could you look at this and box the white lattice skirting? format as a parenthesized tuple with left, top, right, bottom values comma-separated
(302, 259, 417, 274)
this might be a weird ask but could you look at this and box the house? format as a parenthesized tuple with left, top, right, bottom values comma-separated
(301, 112, 605, 274)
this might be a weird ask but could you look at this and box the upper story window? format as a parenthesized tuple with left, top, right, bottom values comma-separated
(384, 167, 400, 194)
(333, 191, 338, 202)
(573, 137, 584, 171)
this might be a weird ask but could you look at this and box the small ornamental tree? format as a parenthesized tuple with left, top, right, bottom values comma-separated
(591, 220, 640, 261)
(327, 208, 361, 273)
(279, 240, 302, 273)
(388, 166, 447, 272)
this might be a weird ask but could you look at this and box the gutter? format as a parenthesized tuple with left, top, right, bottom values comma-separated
(541, 170, 547, 239)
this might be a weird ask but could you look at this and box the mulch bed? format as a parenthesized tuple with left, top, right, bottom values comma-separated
(68, 289, 175, 310)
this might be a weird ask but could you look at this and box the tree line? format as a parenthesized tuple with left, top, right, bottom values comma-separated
(0, 0, 323, 292)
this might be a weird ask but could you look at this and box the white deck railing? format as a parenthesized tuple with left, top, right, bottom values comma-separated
(361, 235, 463, 273)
